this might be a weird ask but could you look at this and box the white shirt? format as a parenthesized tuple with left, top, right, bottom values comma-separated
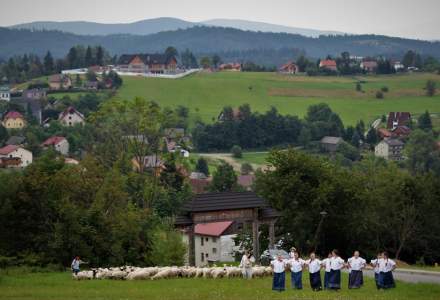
(378, 258, 396, 273)
(348, 257, 366, 271)
(322, 258, 332, 272)
(288, 258, 305, 272)
(371, 259, 380, 274)
(240, 255, 253, 269)
(330, 256, 345, 270)
(271, 259, 287, 273)
(306, 259, 322, 274)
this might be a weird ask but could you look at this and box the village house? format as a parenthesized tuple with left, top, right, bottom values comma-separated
(375, 138, 404, 161)
(237, 174, 255, 191)
(0, 145, 33, 167)
(360, 61, 378, 73)
(219, 63, 242, 72)
(84, 81, 99, 90)
(320, 136, 343, 152)
(319, 59, 338, 72)
(131, 154, 164, 174)
(2, 111, 25, 129)
(0, 86, 11, 101)
(48, 74, 72, 90)
(58, 107, 85, 127)
(218, 108, 241, 122)
(22, 88, 46, 100)
(279, 62, 299, 74)
(387, 112, 411, 130)
(41, 136, 69, 155)
(393, 61, 405, 72)
(117, 54, 178, 74)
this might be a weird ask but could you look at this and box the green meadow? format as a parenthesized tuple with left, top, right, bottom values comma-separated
(114, 72, 440, 126)
(1, 271, 439, 300)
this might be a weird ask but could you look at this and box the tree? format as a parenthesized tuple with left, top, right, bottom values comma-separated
(67, 47, 78, 69)
(418, 111, 432, 131)
(195, 157, 209, 176)
(241, 163, 254, 175)
(200, 57, 212, 69)
(355, 82, 362, 92)
(96, 46, 104, 66)
(209, 162, 238, 192)
(425, 80, 436, 97)
(298, 127, 311, 147)
(350, 131, 361, 148)
(85, 46, 94, 66)
(0, 124, 8, 144)
(86, 70, 97, 82)
(365, 128, 378, 145)
(43, 51, 54, 75)
(75, 74, 82, 87)
(405, 130, 440, 175)
(165, 46, 178, 62)
(231, 145, 242, 158)
(212, 55, 221, 69)
(376, 91, 384, 99)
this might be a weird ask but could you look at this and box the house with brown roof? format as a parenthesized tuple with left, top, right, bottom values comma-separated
(387, 112, 411, 130)
(0, 145, 32, 167)
(48, 74, 72, 90)
(58, 107, 85, 127)
(319, 59, 338, 71)
(2, 111, 25, 129)
(279, 62, 299, 74)
(320, 136, 343, 152)
(117, 54, 178, 74)
(41, 136, 69, 155)
(219, 63, 241, 72)
(360, 61, 378, 73)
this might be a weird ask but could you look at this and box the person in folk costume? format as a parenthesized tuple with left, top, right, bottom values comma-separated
(239, 250, 255, 279)
(288, 251, 306, 289)
(347, 250, 367, 289)
(271, 254, 288, 292)
(321, 252, 332, 289)
(378, 252, 397, 289)
(328, 249, 346, 290)
(306, 252, 322, 291)
(370, 252, 383, 289)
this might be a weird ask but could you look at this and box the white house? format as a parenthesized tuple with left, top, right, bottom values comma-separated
(375, 138, 404, 161)
(0, 145, 33, 167)
(183, 221, 237, 267)
(41, 136, 69, 155)
(58, 106, 85, 127)
(0, 86, 10, 101)
(393, 61, 405, 71)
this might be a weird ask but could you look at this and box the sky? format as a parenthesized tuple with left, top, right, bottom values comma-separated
(0, 0, 439, 40)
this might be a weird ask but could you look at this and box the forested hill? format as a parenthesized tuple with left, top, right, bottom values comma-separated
(1, 26, 440, 65)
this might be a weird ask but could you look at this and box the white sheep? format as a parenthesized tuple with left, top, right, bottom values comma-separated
(73, 271, 94, 280)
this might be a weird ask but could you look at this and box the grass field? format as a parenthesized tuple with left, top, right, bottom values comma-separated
(1, 271, 440, 300)
(114, 72, 440, 126)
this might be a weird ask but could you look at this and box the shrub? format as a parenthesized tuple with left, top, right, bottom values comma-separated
(355, 82, 362, 92)
(376, 91, 384, 99)
(241, 163, 254, 175)
(231, 145, 243, 158)
(381, 86, 389, 92)
(425, 80, 436, 97)
(195, 157, 209, 176)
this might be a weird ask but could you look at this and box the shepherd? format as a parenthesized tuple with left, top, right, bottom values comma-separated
(378, 252, 396, 289)
(271, 254, 287, 292)
(239, 250, 255, 279)
(347, 251, 366, 289)
(328, 249, 345, 290)
(306, 252, 322, 291)
(71, 256, 85, 275)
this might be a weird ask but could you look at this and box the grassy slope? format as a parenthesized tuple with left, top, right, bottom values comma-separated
(114, 72, 440, 126)
(1, 272, 440, 300)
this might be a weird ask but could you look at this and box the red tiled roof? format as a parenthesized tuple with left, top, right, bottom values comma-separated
(42, 136, 66, 146)
(378, 128, 392, 138)
(3, 111, 24, 120)
(195, 221, 233, 237)
(0, 145, 19, 155)
(320, 59, 337, 67)
(279, 61, 298, 71)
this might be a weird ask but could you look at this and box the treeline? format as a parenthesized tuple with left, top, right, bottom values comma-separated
(256, 149, 440, 264)
(0, 99, 193, 268)
(0, 45, 113, 84)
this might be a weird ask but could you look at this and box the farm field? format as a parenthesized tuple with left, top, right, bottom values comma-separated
(114, 72, 440, 126)
(1, 271, 440, 300)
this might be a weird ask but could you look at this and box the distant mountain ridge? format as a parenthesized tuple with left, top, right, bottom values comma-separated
(10, 17, 344, 37)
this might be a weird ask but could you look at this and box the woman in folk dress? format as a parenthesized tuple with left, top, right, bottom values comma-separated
(347, 251, 366, 289)
(328, 249, 345, 290)
(378, 252, 397, 289)
(306, 252, 322, 291)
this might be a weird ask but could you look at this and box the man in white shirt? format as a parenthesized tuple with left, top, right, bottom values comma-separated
(347, 251, 366, 289)
(306, 252, 322, 291)
(378, 252, 396, 289)
(287, 252, 305, 289)
(271, 255, 287, 292)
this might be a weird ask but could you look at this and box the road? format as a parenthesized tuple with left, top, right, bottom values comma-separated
(360, 269, 440, 284)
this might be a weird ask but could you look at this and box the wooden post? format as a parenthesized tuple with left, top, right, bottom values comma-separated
(269, 220, 275, 249)
(188, 224, 196, 266)
(252, 208, 259, 263)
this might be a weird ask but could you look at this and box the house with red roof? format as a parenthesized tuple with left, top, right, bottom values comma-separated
(58, 107, 85, 127)
(48, 74, 72, 90)
(219, 63, 242, 72)
(41, 136, 69, 155)
(185, 221, 236, 266)
(0, 145, 32, 167)
(319, 59, 338, 72)
(2, 111, 25, 129)
(279, 61, 299, 74)
(387, 112, 411, 130)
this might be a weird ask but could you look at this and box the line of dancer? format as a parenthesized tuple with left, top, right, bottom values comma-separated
(270, 248, 397, 292)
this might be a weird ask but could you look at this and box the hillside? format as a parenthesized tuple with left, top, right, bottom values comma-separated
(10, 17, 343, 37)
(1, 27, 440, 65)
(113, 72, 440, 126)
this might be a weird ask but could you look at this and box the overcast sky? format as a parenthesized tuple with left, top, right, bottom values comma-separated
(1, 0, 439, 40)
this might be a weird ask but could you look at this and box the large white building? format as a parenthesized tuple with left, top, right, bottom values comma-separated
(0, 86, 10, 101)
(58, 106, 85, 127)
(0, 145, 33, 168)
(41, 136, 70, 156)
(375, 138, 404, 161)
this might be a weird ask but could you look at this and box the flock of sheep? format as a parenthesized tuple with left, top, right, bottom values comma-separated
(73, 265, 273, 280)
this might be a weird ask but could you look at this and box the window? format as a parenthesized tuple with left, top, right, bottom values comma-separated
(201, 237, 204, 246)
(212, 248, 217, 254)
(206, 253, 209, 259)
(205, 237, 209, 242)
(212, 237, 217, 243)
(201, 253, 204, 262)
